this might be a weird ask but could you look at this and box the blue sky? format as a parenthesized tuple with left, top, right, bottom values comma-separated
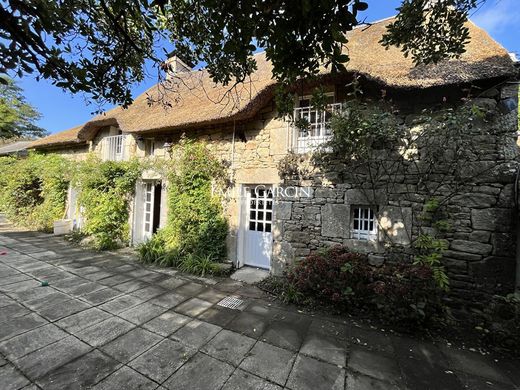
(17, 0, 520, 135)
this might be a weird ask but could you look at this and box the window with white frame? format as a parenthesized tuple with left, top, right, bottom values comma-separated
(290, 93, 342, 153)
(351, 206, 378, 241)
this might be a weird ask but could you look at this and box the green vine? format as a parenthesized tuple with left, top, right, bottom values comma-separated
(72, 155, 141, 250)
(0, 153, 70, 232)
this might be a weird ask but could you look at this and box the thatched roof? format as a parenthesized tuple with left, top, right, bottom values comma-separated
(343, 18, 514, 89)
(29, 125, 86, 149)
(33, 17, 515, 148)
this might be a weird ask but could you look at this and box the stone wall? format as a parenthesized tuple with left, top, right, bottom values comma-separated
(272, 83, 519, 311)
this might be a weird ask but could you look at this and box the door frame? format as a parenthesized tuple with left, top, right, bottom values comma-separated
(237, 184, 274, 270)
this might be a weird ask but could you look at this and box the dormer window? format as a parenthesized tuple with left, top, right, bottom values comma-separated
(289, 93, 342, 153)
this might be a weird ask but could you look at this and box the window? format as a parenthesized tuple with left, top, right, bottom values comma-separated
(351, 206, 377, 241)
(144, 139, 155, 156)
(290, 93, 342, 153)
(248, 188, 273, 233)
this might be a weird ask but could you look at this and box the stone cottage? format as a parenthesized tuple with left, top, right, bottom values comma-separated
(29, 18, 519, 309)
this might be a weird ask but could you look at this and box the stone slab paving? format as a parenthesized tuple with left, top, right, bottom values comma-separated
(0, 229, 519, 390)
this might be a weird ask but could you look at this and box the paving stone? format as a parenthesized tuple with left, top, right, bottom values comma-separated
(287, 354, 344, 390)
(308, 318, 349, 340)
(244, 302, 282, 320)
(174, 297, 213, 317)
(98, 274, 133, 287)
(196, 288, 228, 304)
(442, 347, 513, 385)
(0, 356, 6, 367)
(14, 336, 91, 380)
(222, 369, 282, 390)
(142, 311, 191, 337)
(37, 298, 92, 321)
(66, 281, 106, 297)
(163, 352, 234, 390)
(82, 287, 122, 305)
(157, 278, 186, 290)
(0, 323, 68, 360)
(0, 303, 31, 319)
(350, 326, 394, 354)
(55, 307, 111, 333)
(227, 311, 269, 339)
(91, 366, 158, 390)
(129, 339, 195, 383)
(300, 332, 346, 366)
(197, 306, 239, 327)
(239, 341, 296, 385)
(0, 274, 32, 286)
(457, 372, 517, 390)
(98, 294, 146, 314)
(174, 282, 205, 296)
(213, 279, 243, 293)
(138, 272, 166, 284)
(36, 349, 119, 390)
(149, 292, 188, 309)
(392, 336, 447, 368)
(118, 302, 167, 325)
(76, 317, 135, 347)
(399, 353, 462, 389)
(0, 313, 48, 341)
(101, 327, 162, 363)
(348, 347, 402, 383)
(113, 280, 149, 293)
(261, 319, 308, 351)
(130, 285, 166, 300)
(171, 319, 221, 349)
(345, 371, 402, 390)
(202, 329, 256, 366)
(25, 291, 71, 310)
(0, 364, 30, 390)
(0, 294, 15, 308)
(49, 276, 88, 291)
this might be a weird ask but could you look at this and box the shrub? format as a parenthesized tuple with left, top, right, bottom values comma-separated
(0, 153, 70, 231)
(284, 245, 448, 327)
(476, 293, 520, 352)
(73, 156, 141, 249)
(178, 253, 220, 277)
(162, 137, 228, 260)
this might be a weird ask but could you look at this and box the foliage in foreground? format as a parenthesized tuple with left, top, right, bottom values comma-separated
(1, 0, 478, 107)
(260, 245, 449, 327)
(72, 156, 142, 250)
(0, 153, 69, 231)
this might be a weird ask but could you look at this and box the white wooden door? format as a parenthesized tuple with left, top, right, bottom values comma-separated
(143, 182, 155, 241)
(242, 186, 273, 269)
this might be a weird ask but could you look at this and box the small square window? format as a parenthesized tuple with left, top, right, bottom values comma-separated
(351, 206, 377, 241)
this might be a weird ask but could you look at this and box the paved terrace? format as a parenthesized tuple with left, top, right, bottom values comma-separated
(0, 228, 519, 390)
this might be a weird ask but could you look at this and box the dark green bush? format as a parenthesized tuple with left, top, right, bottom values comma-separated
(475, 293, 520, 352)
(283, 245, 448, 327)
(0, 153, 69, 231)
(73, 156, 141, 250)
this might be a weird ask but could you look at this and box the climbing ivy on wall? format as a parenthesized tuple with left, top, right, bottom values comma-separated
(0, 153, 70, 232)
(72, 155, 142, 250)
(163, 137, 228, 260)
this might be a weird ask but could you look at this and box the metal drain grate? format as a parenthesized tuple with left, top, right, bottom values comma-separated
(217, 295, 244, 310)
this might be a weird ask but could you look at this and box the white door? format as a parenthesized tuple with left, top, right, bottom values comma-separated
(242, 186, 273, 269)
(143, 182, 155, 241)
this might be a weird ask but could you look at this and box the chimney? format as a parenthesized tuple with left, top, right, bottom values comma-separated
(162, 55, 193, 79)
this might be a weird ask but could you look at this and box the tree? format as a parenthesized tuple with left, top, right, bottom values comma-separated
(0, 0, 481, 107)
(0, 76, 47, 139)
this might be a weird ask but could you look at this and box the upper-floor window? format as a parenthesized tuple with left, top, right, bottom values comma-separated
(289, 93, 342, 153)
(103, 134, 126, 161)
(351, 206, 377, 241)
(144, 139, 155, 157)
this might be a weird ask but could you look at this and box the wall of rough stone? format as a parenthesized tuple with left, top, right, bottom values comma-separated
(272, 83, 519, 310)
